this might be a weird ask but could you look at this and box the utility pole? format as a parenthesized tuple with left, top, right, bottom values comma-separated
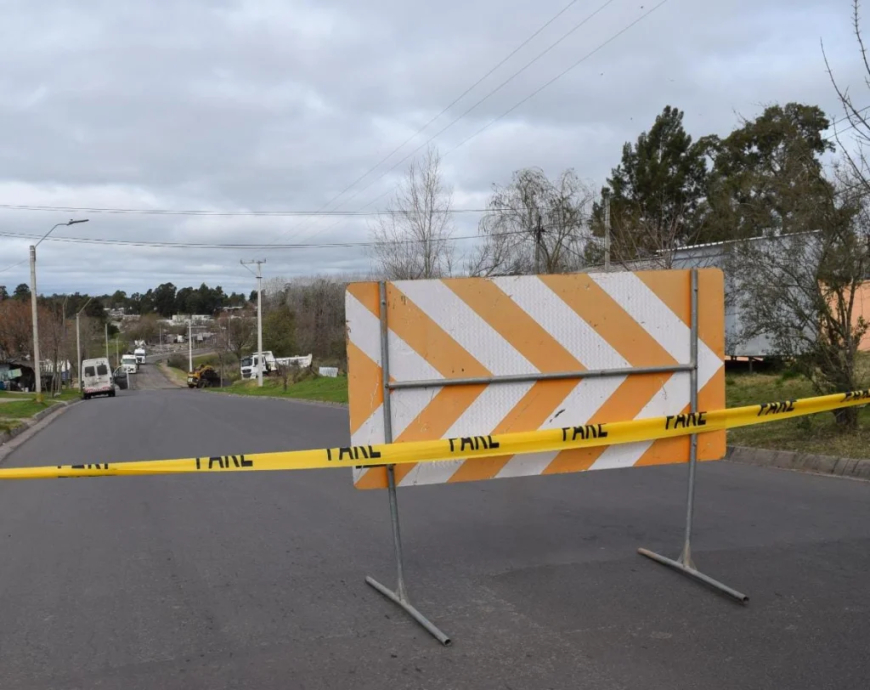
(29, 219, 88, 402)
(188, 319, 193, 372)
(75, 297, 93, 391)
(533, 213, 545, 274)
(105, 322, 109, 362)
(241, 259, 266, 387)
(603, 188, 611, 272)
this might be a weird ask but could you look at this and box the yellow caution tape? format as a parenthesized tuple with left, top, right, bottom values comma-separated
(1, 389, 868, 481)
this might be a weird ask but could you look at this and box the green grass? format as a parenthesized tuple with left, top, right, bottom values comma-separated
(726, 356, 870, 459)
(213, 374, 348, 404)
(0, 418, 23, 434)
(0, 387, 79, 420)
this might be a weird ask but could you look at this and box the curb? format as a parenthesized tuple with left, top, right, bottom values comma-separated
(726, 445, 870, 480)
(0, 397, 82, 452)
(205, 389, 348, 410)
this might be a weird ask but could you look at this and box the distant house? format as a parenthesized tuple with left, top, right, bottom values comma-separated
(171, 314, 213, 324)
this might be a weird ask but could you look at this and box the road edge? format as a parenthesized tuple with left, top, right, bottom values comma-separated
(0, 398, 82, 463)
(205, 389, 348, 410)
(726, 445, 870, 480)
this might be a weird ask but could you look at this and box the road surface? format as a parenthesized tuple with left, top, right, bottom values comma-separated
(1, 382, 869, 689)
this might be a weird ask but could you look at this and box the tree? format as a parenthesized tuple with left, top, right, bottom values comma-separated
(287, 277, 346, 364)
(262, 304, 296, 356)
(220, 314, 257, 364)
(824, 1, 870, 196)
(0, 299, 32, 360)
(13, 283, 30, 301)
(0, 285, 7, 301)
(153, 283, 177, 317)
(469, 168, 593, 276)
(730, 165, 869, 429)
(698, 103, 834, 242)
(110, 290, 128, 311)
(594, 106, 708, 262)
(368, 146, 455, 279)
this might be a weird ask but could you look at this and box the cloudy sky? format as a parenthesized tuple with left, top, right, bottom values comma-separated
(0, 0, 865, 296)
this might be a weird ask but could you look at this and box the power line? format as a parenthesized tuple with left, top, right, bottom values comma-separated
(0, 258, 28, 275)
(0, 228, 526, 251)
(267, 0, 585, 248)
(291, 0, 665, 247)
(445, 0, 670, 157)
(0, 203, 502, 217)
(281, 0, 620, 247)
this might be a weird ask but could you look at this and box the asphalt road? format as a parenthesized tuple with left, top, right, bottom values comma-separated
(0, 380, 869, 689)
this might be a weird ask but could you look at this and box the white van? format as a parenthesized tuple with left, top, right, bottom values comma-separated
(121, 354, 139, 374)
(81, 357, 115, 399)
(134, 347, 146, 364)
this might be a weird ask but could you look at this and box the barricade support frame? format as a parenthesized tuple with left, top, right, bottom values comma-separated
(364, 281, 452, 646)
(637, 268, 749, 603)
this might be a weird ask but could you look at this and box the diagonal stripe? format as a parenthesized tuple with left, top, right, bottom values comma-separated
(447, 379, 578, 483)
(346, 341, 383, 437)
(382, 283, 491, 485)
(346, 282, 381, 320)
(591, 272, 720, 391)
(497, 275, 629, 369)
(393, 279, 534, 375)
(540, 274, 677, 368)
(635, 269, 691, 326)
(446, 278, 583, 372)
(393, 385, 486, 485)
(588, 373, 690, 470)
(386, 282, 490, 380)
(543, 372, 672, 474)
(496, 377, 624, 478)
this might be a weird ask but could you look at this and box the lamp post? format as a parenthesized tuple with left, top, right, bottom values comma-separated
(31, 219, 88, 402)
(240, 259, 265, 387)
(75, 297, 93, 391)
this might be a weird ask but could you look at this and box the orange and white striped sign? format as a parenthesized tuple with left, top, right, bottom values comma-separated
(346, 269, 725, 489)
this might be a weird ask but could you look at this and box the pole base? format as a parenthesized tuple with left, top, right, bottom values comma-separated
(366, 576, 452, 646)
(637, 548, 749, 603)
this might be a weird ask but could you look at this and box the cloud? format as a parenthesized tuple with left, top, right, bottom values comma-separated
(0, 0, 865, 295)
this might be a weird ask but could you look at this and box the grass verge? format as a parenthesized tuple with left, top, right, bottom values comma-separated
(0, 388, 80, 425)
(726, 357, 870, 459)
(160, 362, 188, 387)
(212, 375, 348, 405)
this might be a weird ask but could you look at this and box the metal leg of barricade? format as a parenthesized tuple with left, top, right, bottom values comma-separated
(365, 464, 452, 646)
(637, 433, 749, 603)
(638, 268, 747, 603)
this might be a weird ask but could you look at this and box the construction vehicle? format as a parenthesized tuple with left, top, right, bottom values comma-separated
(187, 364, 221, 389)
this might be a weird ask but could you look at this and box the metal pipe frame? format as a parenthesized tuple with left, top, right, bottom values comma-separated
(637, 269, 749, 603)
(365, 282, 452, 646)
(388, 364, 692, 391)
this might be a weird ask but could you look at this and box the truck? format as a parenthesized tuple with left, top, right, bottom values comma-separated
(121, 354, 139, 374)
(81, 357, 115, 399)
(134, 346, 146, 364)
(239, 352, 313, 379)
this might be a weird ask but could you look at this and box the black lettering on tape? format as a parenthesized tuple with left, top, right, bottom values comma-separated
(448, 435, 500, 454)
(559, 424, 608, 442)
(327, 446, 382, 462)
(844, 389, 870, 402)
(665, 412, 707, 430)
(208, 456, 224, 469)
(757, 400, 796, 417)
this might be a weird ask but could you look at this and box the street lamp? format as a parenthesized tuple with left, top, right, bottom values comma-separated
(75, 297, 94, 391)
(240, 259, 265, 387)
(31, 218, 89, 402)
